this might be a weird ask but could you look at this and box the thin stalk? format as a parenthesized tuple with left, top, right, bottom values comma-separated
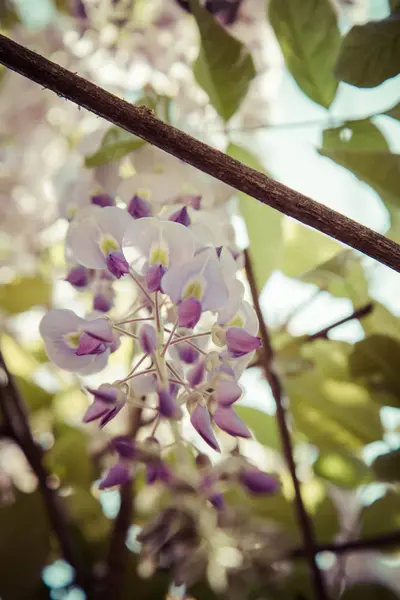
(129, 270, 154, 306)
(114, 316, 154, 326)
(169, 331, 211, 345)
(161, 320, 178, 357)
(244, 251, 329, 600)
(112, 325, 139, 339)
(118, 353, 149, 384)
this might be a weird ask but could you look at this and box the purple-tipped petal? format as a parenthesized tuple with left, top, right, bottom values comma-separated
(127, 194, 152, 219)
(240, 469, 280, 495)
(82, 400, 110, 423)
(190, 404, 220, 452)
(112, 436, 136, 459)
(176, 343, 199, 364)
(99, 463, 131, 489)
(215, 379, 242, 406)
(146, 264, 166, 293)
(91, 193, 115, 207)
(146, 462, 170, 485)
(84, 318, 114, 343)
(209, 493, 225, 510)
(178, 298, 202, 329)
(158, 389, 179, 418)
(106, 251, 129, 279)
(187, 360, 205, 388)
(169, 206, 191, 227)
(213, 406, 251, 439)
(139, 323, 157, 354)
(76, 333, 106, 356)
(93, 293, 113, 312)
(65, 265, 90, 288)
(99, 404, 123, 427)
(87, 386, 118, 404)
(226, 327, 261, 358)
(189, 195, 201, 210)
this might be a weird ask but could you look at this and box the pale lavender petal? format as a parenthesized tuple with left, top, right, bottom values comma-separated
(158, 389, 179, 419)
(226, 327, 261, 358)
(139, 324, 157, 354)
(178, 298, 201, 329)
(169, 206, 190, 227)
(130, 372, 157, 395)
(127, 194, 152, 219)
(66, 208, 107, 269)
(190, 405, 220, 452)
(40, 309, 84, 339)
(91, 193, 115, 207)
(87, 386, 118, 404)
(187, 360, 205, 388)
(217, 279, 245, 325)
(84, 318, 114, 343)
(213, 406, 251, 439)
(240, 469, 279, 495)
(188, 195, 201, 210)
(112, 436, 135, 459)
(215, 379, 242, 406)
(146, 263, 166, 293)
(99, 463, 131, 489)
(65, 265, 90, 288)
(106, 251, 129, 278)
(76, 333, 106, 356)
(82, 400, 110, 423)
(96, 206, 132, 245)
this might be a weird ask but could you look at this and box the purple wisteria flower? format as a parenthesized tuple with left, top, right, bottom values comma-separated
(83, 384, 126, 427)
(67, 206, 131, 278)
(127, 194, 153, 219)
(40, 309, 115, 374)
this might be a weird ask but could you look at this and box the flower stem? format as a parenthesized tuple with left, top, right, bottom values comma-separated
(129, 270, 154, 306)
(161, 320, 178, 357)
(114, 316, 154, 326)
(169, 331, 211, 346)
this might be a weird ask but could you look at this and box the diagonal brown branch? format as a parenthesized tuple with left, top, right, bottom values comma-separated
(0, 34, 399, 273)
(0, 351, 94, 597)
(244, 251, 330, 600)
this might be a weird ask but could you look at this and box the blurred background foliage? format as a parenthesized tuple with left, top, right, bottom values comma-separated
(0, 0, 399, 599)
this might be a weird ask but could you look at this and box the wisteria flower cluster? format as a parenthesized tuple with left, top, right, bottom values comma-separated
(40, 169, 283, 590)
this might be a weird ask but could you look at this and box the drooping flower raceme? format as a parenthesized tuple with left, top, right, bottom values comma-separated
(40, 168, 279, 594)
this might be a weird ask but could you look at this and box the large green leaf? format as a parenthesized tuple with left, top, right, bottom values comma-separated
(269, 0, 340, 108)
(235, 406, 281, 452)
(335, 17, 400, 88)
(319, 122, 400, 211)
(190, 0, 256, 121)
(361, 491, 400, 539)
(0, 276, 51, 314)
(228, 143, 283, 289)
(0, 490, 50, 599)
(372, 449, 400, 482)
(349, 334, 400, 402)
(361, 302, 400, 341)
(279, 220, 341, 278)
(342, 584, 399, 600)
(314, 451, 371, 488)
(286, 343, 384, 452)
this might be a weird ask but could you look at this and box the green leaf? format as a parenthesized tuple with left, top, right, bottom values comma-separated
(279, 220, 341, 278)
(349, 334, 400, 403)
(319, 132, 400, 212)
(0, 276, 51, 314)
(85, 126, 146, 168)
(0, 490, 50, 599)
(228, 143, 283, 289)
(385, 101, 400, 121)
(286, 343, 384, 452)
(314, 451, 370, 488)
(190, 0, 256, 121)
(235, 406, 281, 452)
(15, 376, 54, 411)
(361, 302, 400, 341)
(342, 584, 399, 600)
(372, 449, 400, 482)
(361, 491, 400, 539)
(335, 17, 400, 88)
(321, 118, 389, 152)
(269, 0, 340, 108)
(47, 427, 93, 488)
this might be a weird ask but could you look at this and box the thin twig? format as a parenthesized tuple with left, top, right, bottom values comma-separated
(291, 530, 400, 559)
(244, 251, 329, 600)
(0, 34, 399, 273)
(306, 303, 373, 341)
(0, 351, 93, 596)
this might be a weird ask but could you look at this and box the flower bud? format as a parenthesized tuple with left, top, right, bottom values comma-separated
(178, 298, 202, 329)
(211, 325, 226, 347)
(138, 323, 157, 354)
(127, 194, 152, 219)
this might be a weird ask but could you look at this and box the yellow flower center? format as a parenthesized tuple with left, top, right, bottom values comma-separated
(149, 242, 169, 267)
(182, 279, 204, 301)
(65, 331, 81, 348)
(100, 235, 120, 257)
(227, 314, 245, 328)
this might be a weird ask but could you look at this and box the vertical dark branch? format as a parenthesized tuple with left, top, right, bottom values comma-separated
(244, 251, 330, 600)
(0, 350, 93, 596)
(102, 406, 142, 599)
